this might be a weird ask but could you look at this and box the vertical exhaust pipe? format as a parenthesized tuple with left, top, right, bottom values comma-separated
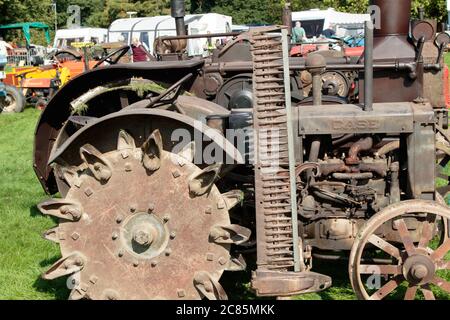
(364, 20, 374, 111)
(171, 0, 186, 36)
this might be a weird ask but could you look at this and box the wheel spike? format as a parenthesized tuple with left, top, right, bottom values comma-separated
(193, 271, 228, 300)
(42, 226, 60, 243)
(209, 224, 251, 245)
(177, 141, 195, 163)
(68, 287, 87, 300)
(188, 164, 222, 196)
(225, 254, 247, 271)
(142, 129, 163, 172)
(80, 144, 112, 183)
(42, 253, 85, 280)
(38, 199, 83, 221)
(54, 163, 81, 188)
(117, 130, 136, 150)
(222, 190, 244, 210)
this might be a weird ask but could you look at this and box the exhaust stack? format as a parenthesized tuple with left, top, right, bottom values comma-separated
(372, 0, 411, 37)
(171, 0, 186, 36)
(364, 21, 374, 112)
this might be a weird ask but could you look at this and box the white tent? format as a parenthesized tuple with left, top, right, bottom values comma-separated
(108, 13, 232, 56)
(292, 8, 370, 38)
(53, 28, 108, 48)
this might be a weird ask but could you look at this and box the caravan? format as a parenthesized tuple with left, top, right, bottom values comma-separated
(292, 8, 370, 39)
(107, 13, 232, 56)
(53, 28, 108, 48)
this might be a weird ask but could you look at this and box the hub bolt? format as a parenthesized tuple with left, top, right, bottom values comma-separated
(133, 229, 153, 246)
(411, 264, 428, 280)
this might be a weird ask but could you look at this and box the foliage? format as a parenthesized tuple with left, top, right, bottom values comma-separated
(0, 0, 448, 34)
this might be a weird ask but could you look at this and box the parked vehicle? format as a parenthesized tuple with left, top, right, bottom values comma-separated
(0, 22, 51, 66)
(53, 28, 108, 49)
(107, 13, 232, 56)
(4, 62, 69, 110)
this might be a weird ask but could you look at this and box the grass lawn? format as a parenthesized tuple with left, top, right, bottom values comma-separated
(1, 53, 450, 299)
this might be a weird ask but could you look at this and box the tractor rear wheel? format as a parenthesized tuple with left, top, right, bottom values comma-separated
(1, 85, 25, 113)
(38, 129, 249, 300)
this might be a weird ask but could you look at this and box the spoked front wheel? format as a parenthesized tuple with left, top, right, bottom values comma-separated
(349, 200, 450, 300)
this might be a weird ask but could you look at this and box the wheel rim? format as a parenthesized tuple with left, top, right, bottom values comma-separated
(349, 200, 450, 300)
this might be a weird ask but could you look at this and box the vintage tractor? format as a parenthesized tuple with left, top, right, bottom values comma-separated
(33, 0, 450, 300)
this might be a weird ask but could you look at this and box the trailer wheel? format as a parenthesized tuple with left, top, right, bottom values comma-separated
(1, 85, 25, 113)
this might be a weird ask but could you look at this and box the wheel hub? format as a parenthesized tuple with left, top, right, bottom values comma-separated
(121, 212, 169, 259)
(402, 254, 435, 285)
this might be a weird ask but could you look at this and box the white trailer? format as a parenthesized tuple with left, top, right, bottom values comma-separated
(292, 8, 370, 38)
(53, 28, 108, 48)
(107, 13, 232, 56)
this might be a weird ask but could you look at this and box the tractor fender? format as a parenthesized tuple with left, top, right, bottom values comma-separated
(38, 108, 243, 195)
(34, 61, 205, 193)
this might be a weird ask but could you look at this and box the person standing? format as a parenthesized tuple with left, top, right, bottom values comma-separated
(131, 37, 150, 62)
(292, 21, 307, 43)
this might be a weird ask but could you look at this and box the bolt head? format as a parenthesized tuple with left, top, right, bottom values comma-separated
(170, 231, 176, 239)
(177, 289, 186, 298)
(151, 260, 158, 267)
(112, 232, 119, 240)
(133, 229, 153, 246)
(116, 215, 123, 224)
(165, 248, 172, 256)
(71, 232, 80, 240)
(148, 203, 155, 213)
(411, 264, 428, 280)
(163, 215, 170, 223)
(118, 250, 124, 257)
(133, 260, 139, 267)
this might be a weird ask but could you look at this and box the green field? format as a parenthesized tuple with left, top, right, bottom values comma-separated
(1, 68, 450, 299)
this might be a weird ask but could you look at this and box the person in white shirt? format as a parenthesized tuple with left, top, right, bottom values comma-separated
(0, 37, 13, 56)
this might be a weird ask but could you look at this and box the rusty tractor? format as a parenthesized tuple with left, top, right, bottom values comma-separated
(33, 0, 450, 300)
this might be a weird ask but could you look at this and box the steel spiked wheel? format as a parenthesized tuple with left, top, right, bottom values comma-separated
(349, 200, 450, 300)
(39, 129, 250, 300)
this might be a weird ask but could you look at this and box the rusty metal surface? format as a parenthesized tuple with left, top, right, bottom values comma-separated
(39, 128, 250, 299)
(249, 27, 294, 271)
(297, 102, 417, 135)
